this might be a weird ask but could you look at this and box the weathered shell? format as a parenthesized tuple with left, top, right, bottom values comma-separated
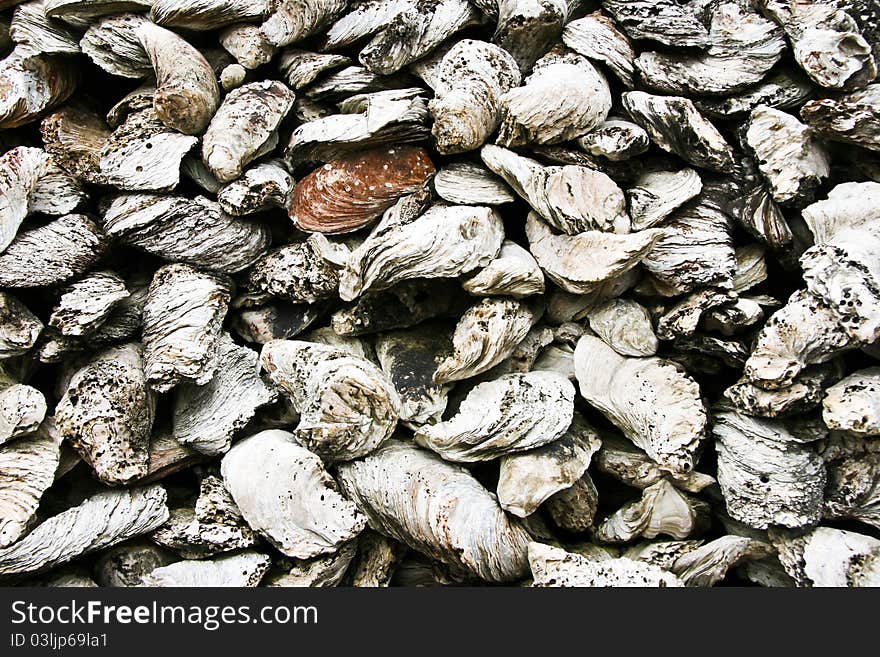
(359, 0, 479, 75)
(48, 271, 128, 337)
(562, 12, 635, 87)
(0, 371, 45, 446)
(217, 160, 291, 216)
(526, 213, 662, 295)
(801, 225, 880, 345)
(713, 408, 825, 530)
(801, 83, 880, 151)
(30, 163, 86, 216)
(482, 145, 630, 235)
(0, 292, 41, 359)
(823, 368, 880, 435)
(44, 0, 151, 21)
(141, 551, 271, 587)
(744, 290, 855, 390)
(0, 214, 105, 289)
(11, 1, 80, 55)
(244, 235, 346, 306)
(286, 88, 429, 165)
(622, 91, 736, 173)
(96, 102, 197, 192)
(603, 0, 710, 47)
(497, 48, 611, 147)
(332, 279, 465, 337)
(136, 21, 220, 135)
(0, 485, 168, 579)
(587, 298, 658, 357)
(337, 439, 532, 583)
(265, 540, 357, 587)
(669, 536, 774, 587)
(55, 344, 154, 485)
(203, 81, 295, 183)
(772, 526, 880, 587)
(493, 0, 568, 72)
(745, 106, 830, 206)
(0, 48, 77, 128)
(260, 340, 400, 461)
(103, 194, 270, 274)
(233, 303, 323, 345)
(80, 14, 152, 79)
(151, 0, 271, 30)
(151, 475, 256, 560)
(497, 412, 601, 518)
(626, 168, 703, 231)
(801, 181, 880, 246)
(374, 323, 452, 428)
(221, 429, 366, 559)
(463, 240, 545, 299)
(577, 119, 649, 162)
(219, 24, 275, 70)
(432, 161, 515, 206)
(415, 371, 575, 463)
(173, 334, 277, 456)
(595, 435, 715, 493)
(759, 0, 876, 90)
(544, 472, 599, 532)
(575, 335, 706, 473)
(350, 530, 406, 587)
(641, 190, 736, 294)
(595, 479, 710, 543)
(434, 297, 538, 384)
(821, 434, 880, 529)
(0, 418, 60, 548)
(340, 202, 503, 301)
(278, 48, 349, 88)
(428, 39, 521, 154)
(696, 69, 815, 118)
(0, 146, 49, 252)
(92, 540, 175, 588)
(656, 289, 737, 341)
(142, 263, 231, 393)
(260, 0, 347, 48)
(40, 105, 109, 182)
(289, 146, 435, 234)
(635, 2, 786, 96)
(528, 542, 683, 587)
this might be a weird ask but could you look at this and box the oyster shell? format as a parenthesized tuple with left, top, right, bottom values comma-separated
(595, 435, 716, 493)
(289, 145, 435, 234)
(221, 429, 366, 560)
(434, 297, 538, 384)
(526, 212, 662, 295)
(0, 48, 76, 128)
(713, 408, 826, 529)
(55, 344, 154, 485)
(151, 0, 270, 30)
(627, 168, 702, 231)
(48, 271, 128, 338)
(772, 526, 880, 587)
(217, 160, 292, 216)
(339, 201, 503, 301)
(602, 0, 710, 47)
(260, 340, 400, 461)
(528, 542, 684, 587)
(587, 298, 658, 357)
(574, 335, 706, 473)
(142, 263, 231, 393)
(260, 0, 347, 48)
(0, 292, 41, 359)
(433, 161, 515, 206)
(801, 83, 880, 151)
(497, 47, 611, 147)
(337, 439, 532, 583)
(622, 91, 736, 173)
(414, 371, 575, 463)
(0, 485, 168, 579)
(0, 214, 105, 289)
(428, 39, 521, 154)
(820, 434, 880, 529)
(577, 119, 649, 162)
(203, 81, 295, 183)
(497, 412, 601, 518)
(822, 367, 880, 435)
(463, 240, 545, 299)
(103, 194, 270, 275)
(0, 418, 61, 548)
(173, 334, 278, 456)
(0, 146, 49, 252)
(562, 11, 635, 88)
(141, 551, 270, 587)
(744, 106, 830, 206)
(482, 145, 630, 235)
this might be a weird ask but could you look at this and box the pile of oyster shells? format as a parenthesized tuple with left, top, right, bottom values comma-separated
(0, 0, 879, 588)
